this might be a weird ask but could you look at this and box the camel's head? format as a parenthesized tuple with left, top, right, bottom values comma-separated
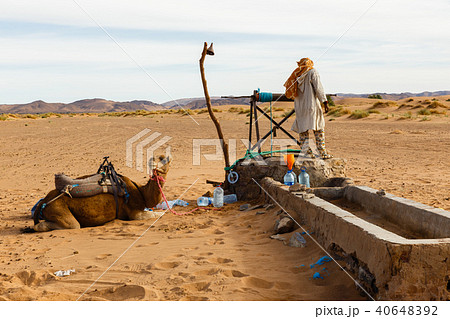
(148, 154, 172, 178)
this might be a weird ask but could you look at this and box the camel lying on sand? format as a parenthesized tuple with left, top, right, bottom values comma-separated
(33, 155, 171, 232)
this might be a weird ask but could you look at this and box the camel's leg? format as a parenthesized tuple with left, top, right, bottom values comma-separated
(128, 209, 164, 220)
(34, 203, 81, 232)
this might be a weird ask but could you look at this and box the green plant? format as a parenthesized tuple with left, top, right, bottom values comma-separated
(398, 112, 413, 120)
(420, 116, 431, 121)
(326, 95, 335, 106)
(368, 94, 382, 99)
(350, 110, 369, 119)
(418, 108, 431, 115)
(0, 114, 8, 121)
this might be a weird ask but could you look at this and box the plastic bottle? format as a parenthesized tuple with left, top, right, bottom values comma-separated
(213, 184, 224, 208)
(283, 170, 296, 186)
(298, 166, 310, 188)
(156, 199, 189, 209)
(197, 197, 212, 207)
(223, 194, 238, 204)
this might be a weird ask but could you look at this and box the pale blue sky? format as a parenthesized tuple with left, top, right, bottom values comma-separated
(0, 0, 449, 104)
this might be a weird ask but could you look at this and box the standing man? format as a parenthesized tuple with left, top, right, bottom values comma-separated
(284, 58, 332, 159)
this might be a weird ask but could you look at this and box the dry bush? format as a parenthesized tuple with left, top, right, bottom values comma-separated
(197, 109, 208, 114)
(238, 108, 251, 114)
(430, 109, 446, 115)
(327, 105, 351, 117)
(428, 101, 446, 109)
(368, 109, 380, 114)
(418, 108, 431, 115)
(398, 112, 413, 120)
(228, 107, 243, 113)
(180, 109, 194, 116)
(371, 101, 398, 109)
(273, 107, 285, 112)
(0, 114, 8, 121)
(350, 110, 369, 119)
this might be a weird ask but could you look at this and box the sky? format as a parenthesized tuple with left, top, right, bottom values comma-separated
(0, 0, 449, 104)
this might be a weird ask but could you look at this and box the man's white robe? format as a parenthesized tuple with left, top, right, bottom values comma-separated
(291, 68, 327, 133)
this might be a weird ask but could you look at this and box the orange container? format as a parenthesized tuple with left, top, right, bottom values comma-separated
(284, 154, 295, 171)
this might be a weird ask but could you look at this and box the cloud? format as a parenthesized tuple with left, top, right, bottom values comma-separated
(0, 0, 449, 103)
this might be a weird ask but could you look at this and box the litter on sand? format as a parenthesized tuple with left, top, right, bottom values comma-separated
(313, 272, 324, 279)
(155, 199, 189, 210)
(310, 255, 332, 269)
(54, 269, 75, 277)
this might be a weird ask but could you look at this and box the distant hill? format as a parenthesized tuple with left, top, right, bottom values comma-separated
(2, 91, 449, 114)
(0, 98, 163, 114)
(336, 91, 450, 101)
(162, 97, 250, 109)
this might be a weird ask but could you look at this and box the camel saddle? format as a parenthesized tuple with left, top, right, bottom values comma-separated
(54, 173, 127, 198)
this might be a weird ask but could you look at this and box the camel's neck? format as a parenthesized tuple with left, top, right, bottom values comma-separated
(140, 175, 166, 208)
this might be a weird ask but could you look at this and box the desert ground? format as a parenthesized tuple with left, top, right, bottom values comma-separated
(0, 96, 449, 300)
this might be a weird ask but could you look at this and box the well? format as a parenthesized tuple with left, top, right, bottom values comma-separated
(228, 156, 450, 300)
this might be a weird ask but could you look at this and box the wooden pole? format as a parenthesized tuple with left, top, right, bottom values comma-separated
(199, 42, 230, 179)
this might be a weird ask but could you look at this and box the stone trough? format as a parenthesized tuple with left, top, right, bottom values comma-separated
(229, 156, 450, 300)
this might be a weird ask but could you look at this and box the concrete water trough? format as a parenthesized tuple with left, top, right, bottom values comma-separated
(230, 156, 449, 300)
(260, 178, 450, 300)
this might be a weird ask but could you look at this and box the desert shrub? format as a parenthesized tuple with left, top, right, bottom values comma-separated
(212, 108, 222, 113)
(327, 105, 350, 117)
(159, 109, 174, 114)
(197, 109, 208, 114)
(398, 112, 412, 120)
(430, 109, 446, 115)
(422, 100, 431, 105)
(239, 108, 251, 114)
(368, 109, 380, 114)
(350, 110, 369, 119)
(420, 116, 431, 121)
(407, 98, 414, 102)
(24, 114, 37, 119)
(180, 109, 194, 116)
(273, 107, 284, 112)
(418, 108, 431, 115)
(228, 107, 243, 113)
(446, 99, 450, 102)
(327, 95, 335, 106)
(368, 94, 382, 99)
(0, 114, 8, 121)
(371, 101, 398, 109)
(428, 101, 446, 109)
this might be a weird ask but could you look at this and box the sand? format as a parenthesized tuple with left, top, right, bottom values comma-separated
(0, 102, 449, 300)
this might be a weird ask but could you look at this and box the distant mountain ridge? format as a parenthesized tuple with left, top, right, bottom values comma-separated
(0, 98, 163, 114)
(336, 91, 450, 100)
(1, 91, 449, 114)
